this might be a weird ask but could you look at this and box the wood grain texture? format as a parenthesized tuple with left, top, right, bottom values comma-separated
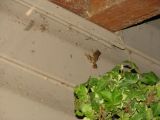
(49, 0, 88, 16)
(89, 0, 160, 31)
(49, 0, 160, 31)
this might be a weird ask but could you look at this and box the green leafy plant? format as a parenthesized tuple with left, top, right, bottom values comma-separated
(74, 61, 160, 120)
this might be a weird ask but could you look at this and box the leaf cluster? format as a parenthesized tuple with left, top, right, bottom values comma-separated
(74, 61, 160, 120)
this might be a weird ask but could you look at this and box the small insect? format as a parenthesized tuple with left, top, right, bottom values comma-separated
(85, 49, 101, 69)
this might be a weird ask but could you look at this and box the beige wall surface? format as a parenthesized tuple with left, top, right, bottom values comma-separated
(0, 0, 159, 120)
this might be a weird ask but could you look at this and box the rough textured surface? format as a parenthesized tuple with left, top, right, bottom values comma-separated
(49, 0, 124, 17)
(49, 0, 160, 31)
(88, 0, 125, 16)
(0, 1, 160, 119)
(49, 0, 88, 16)
(122, 18, 160, 62)
(89, 0, 160, 31)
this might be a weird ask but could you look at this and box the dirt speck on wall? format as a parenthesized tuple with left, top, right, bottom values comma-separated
(24, 20, 35, 31)
(40, 24, 48, 32)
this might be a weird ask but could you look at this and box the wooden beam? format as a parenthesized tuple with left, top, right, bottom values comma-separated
(49, 0, 88, 16)
(89, 0, 160, 31)
(49, 0, 160, 31)
(88, 0, 124, 16)
(49, 0, 124, 17)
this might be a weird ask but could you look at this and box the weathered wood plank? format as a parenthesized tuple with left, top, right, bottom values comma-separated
(49, 0, 160, 31)
(89, 0, 160, 31)
(49, 0, 88, 16)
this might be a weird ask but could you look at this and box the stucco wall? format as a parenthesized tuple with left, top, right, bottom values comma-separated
(122, 19, 160, 62)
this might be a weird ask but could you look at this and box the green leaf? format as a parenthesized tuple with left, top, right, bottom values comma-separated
(80, 104, 94, 119)
(119, 72, 139, 87)
(81, 104, 92, 114)
(141, 72, 160, 85)
(112, 88, 123, 106)
(156, 83, 160, 99)
(87, 77, 98, 88)
(100, 90, 112, 102)
(131, 112, 144, 120)
(91, 99, 100, 112)
(151, 102, 160, 117)
(95, 78, 108, 92)
(83, 117, 91, 120)
(118, 111, 130, 120)
(131, 104, 147, 119)
(128, 89, 146, 101)
(110, 71, 120, 80)
(74, 61, 160, 120)
(75, 110, 84, 117)
(146, 108, 153, 120)
(101, 88, 122, 111)
(74, 85, 88, 100)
